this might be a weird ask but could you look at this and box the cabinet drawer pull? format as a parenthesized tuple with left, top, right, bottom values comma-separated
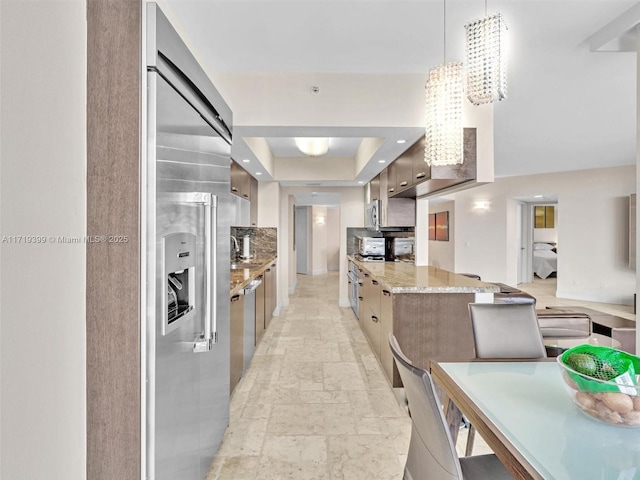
(371, 315, 379, 323)
(388, 188, 395, 193)
(415, 172, 426, 179)
(358, 296, 363, 301)
(243, 194, 249, 198)
(372, 280, 379, 286)
(383, 290, 391, 296)
(231, 295, 241, 302)
(400, 181, 408, 187)
(364, 273, 370, 277)
(266, 269, 271, 272)
(231, 187, 238, 192)
(358, 281, 363, 286)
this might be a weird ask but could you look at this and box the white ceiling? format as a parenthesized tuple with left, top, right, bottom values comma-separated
(266, 137, 362, 157)
(158, 0, 638, 191)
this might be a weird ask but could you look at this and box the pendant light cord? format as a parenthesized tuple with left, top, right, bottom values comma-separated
(443, 0, 446, 64)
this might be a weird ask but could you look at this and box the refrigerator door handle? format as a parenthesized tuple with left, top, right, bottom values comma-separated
(193, 192, 217, 353)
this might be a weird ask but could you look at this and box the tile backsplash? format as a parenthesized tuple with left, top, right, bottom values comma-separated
(230, 226, 277, 260)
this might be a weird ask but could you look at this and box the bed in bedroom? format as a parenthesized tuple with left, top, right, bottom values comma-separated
(533, 242, 557, 279)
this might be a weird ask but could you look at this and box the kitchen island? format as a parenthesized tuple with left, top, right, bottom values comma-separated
(349, 256, 499, 387)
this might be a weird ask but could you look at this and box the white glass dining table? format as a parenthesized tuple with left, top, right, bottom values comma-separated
(431, 360, 640, 480)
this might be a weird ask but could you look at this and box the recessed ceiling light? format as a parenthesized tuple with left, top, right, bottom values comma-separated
(534, 195, 543, 198)
(256, 172, 262, 176)
(358, 181, 364, 184)
(378, 160, 386, 163)
(396, 139, 406, 144)
(242, 159, 251, 163)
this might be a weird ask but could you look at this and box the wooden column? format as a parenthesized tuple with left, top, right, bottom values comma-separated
(87, 1, 142, 478)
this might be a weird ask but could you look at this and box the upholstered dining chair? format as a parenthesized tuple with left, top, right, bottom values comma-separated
(388, 334, 513, 480)
(468, 303, 547, 359)
(464, 303, 547, 456)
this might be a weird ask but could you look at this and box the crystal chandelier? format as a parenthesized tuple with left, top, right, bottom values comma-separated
(465, 12, 507, 106)
(424, 63, 464, 166)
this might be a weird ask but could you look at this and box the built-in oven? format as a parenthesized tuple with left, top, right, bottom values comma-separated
(347, 260, 360, 319)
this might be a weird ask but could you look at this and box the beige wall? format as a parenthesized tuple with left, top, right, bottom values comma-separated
(310, 206, 328, 274)
(327, 207, 340, 270)
(0, 1, 87, 478)
(435, 165, 635, 305)
(427, 201, 456, 272)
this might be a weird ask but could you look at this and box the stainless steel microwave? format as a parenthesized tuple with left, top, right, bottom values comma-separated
(365, 200, 380, 230)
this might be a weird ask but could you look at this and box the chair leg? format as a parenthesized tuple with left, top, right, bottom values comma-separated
(465, 425, 475, 457)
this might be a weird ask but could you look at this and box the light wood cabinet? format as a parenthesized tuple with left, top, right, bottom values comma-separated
(379, 287, 399, 386)
(356, 264, 476, 388)
(362, 275, 381, 357)
(264, 261, 277, 329)
(411, 138, 430, 186)
(230, 293, 244, 394)
(250, 175, 258, 226)
(230, 159, 251, 200)
(357, 267, 365, 322)
(369, 174, 381, 202)
(386, 161, 398, 196)
(370, 129, 476, 200)
(395, 154, 413, 193)
(255, 274, 265, 345)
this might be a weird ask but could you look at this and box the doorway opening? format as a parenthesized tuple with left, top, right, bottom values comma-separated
(516, 198, 558, 286)
(294, 197, 341, 276)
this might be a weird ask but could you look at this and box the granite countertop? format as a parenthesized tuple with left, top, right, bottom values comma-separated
(230, 256, 277, 297)
(349, 256, 499, 294)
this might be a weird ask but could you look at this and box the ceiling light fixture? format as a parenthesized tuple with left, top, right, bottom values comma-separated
(465, 5, 507, 106)
(424, 0, 464, 167)
(295, 137, 329, 156)
(396, 139, 406, 144)
(242, 158, 251, 163)
(255, 172, 262, 176)
(378, 160, 386, 164)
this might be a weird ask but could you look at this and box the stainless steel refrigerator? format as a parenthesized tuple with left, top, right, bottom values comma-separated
(143, 5, 232, 479)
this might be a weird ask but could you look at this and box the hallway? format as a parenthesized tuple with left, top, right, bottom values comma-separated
(207, 271, 411, 479)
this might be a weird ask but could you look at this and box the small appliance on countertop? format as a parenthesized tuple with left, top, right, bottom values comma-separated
(385, 237, 414, 262)
(356, 236, 385, 257)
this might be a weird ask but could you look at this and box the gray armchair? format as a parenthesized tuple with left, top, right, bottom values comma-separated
(388, 334, 513, 480)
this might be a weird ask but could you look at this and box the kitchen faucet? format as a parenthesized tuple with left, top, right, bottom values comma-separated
(230, 235, 240, 258)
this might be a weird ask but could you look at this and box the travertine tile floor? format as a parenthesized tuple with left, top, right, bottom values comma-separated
(207, 271, 412, 480)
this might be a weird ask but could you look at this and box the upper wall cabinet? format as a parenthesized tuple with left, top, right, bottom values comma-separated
(250, 175, 258, 226)
(230, 159, 251, 200)
(377, 128, 477, 199)
(386, 161, 398, 196)
(369, 174, 381, 202)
